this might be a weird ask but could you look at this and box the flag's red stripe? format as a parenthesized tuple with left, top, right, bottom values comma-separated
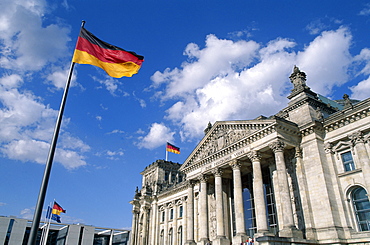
(167, 145, 179, 151)
(75, 37, 143, 66)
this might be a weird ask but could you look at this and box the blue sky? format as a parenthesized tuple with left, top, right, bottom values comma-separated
(1, 0, 370, 229)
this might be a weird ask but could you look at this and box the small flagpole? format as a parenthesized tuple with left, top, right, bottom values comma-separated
(27, 21, 85, 245)
(40, 202, 52, 245)
(165, 143, 168, 161)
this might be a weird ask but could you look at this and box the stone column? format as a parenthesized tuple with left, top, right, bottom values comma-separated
(185, 181, 196, 245)
(149, 198, 158, 245)
(130, 210, 139, 245)
(229, 159, 247, 243)
(198, 175, 209, 244)
(247, 151, 270, 235)
(349, 131, 370, 196)
(142, 207, 149, 245)
(213, 168, 230, 245)
(194, 193, 199, 242)
(269, 140, 301, 238)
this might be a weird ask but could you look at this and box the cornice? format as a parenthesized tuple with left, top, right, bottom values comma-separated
(324, 98, 370, 133)
(157, 181, 188, 199)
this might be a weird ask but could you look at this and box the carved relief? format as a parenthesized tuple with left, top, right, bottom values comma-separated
(229, 159, 242, 170)
(198, 174, 209, 183)
(348, 131, 365, 145)
(195, 124, 258, 161)
(324, 143, 333, 154)
(269, 140, 286, 153)
(247, 150, 261, 162)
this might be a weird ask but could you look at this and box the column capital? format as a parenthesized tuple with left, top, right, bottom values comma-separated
(269, 140, 285, 153)
(186, 179, 196, 188)
(295, 147, 303, 158)
(247, 150, 261, 162)
(198, 174, 209, 183)
(229, 159, 242, 170)
(212, 168, 223, 177)
(324, 143, 333, 154)
(348, 131, 365, 145)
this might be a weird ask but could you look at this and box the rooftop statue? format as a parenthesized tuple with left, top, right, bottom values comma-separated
(289, 65, 307, 89)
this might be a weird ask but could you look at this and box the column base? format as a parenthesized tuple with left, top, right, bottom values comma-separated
(197, 238, 211, 245)
(232, 233, 247, 244)
(185, 240, 197, 245)
(279, 226, 303, 238)
(255, 229, 274, 238)
(213, 236, 230, 245)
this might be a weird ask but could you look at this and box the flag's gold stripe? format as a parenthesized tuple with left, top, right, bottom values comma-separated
(73, 49, 141, 78)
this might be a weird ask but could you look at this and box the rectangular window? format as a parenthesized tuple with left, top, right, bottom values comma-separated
(341, 151, 355, 172)
(170, 209, 174, 220)
(179, 206, 183, 218)
(161, 211, 165, 222)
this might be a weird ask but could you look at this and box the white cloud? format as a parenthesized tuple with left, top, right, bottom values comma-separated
(0, 1, 89, 169)
(0, 0, 70, 71)
(106, 150, 124, 160)
(359, 3, 370, 16)
(151, 34, 260, 99)
(20, 207, 34, 220)
(46, 66, 78, 90)
(151, 28, 357, 140)
(350, 77, 370, 100)
(92, 76, 124, 96)
(297, 27, 352, 95)
(0, 73, 89, 169)
(107, 129, 125, 134)
(354, 48, 370, 75)
(137, 123, 175, 149)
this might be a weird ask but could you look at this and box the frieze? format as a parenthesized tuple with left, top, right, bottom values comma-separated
(200, 147, 249, 173)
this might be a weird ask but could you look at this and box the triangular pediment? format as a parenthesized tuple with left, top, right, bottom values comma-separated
(180, 119, 276, 171)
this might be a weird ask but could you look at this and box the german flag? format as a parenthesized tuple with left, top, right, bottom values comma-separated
(166, 142, 180, 154)
(52, 202, 66, 215)
(72, 27, 144, 78)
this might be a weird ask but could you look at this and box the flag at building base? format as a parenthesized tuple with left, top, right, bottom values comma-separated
(46, 202, 66, 223)
(72, 27, 144, 78)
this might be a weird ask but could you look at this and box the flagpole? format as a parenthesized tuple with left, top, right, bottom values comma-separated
(165, 143, 168, 161)
(27, 21, 85, 245)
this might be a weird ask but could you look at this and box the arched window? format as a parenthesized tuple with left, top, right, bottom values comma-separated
(168, 228, 173, 245)
(177, 226, 182, 245)
(351, 187, 370, 231)
(160, 229, 164, 245)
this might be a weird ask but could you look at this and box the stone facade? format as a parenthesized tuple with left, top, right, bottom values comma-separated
(130, 67, 370, 245)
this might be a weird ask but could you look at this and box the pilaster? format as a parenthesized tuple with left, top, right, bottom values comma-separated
(349, 131, 370, 195)
(185, 180, 197, 245)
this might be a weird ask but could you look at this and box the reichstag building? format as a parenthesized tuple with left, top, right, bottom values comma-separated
(130, 67, 370, 245)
